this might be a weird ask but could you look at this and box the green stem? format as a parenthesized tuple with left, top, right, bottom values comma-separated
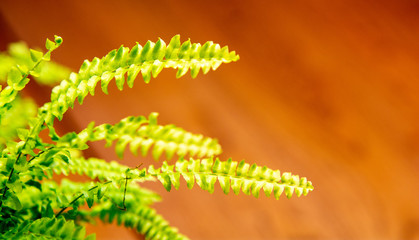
(55, 181, 112, 218)
(117, 164, 142, 211)
(118, 175, 129, 211)
(27, 146, 54, 164)
(0, 160, 17, 208)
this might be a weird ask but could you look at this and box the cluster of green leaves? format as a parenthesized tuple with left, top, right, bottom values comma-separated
(0, 35, 313, 240)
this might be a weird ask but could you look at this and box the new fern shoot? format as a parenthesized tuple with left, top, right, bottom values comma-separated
(0, 35, 314, 240)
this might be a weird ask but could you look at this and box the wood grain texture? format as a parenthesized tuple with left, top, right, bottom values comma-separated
(1, 1, 419, 239)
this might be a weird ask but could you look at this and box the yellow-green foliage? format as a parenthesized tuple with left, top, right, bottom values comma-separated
(148, 158, 314, 199)
(0, 35, 313, 240)
(0, 41, 71, 85)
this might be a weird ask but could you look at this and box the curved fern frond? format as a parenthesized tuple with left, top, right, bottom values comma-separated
(87, 202, 188, 240)
(0, 217, 91, 240)
(38, 35, 239, 126)
(58, 112, 222, 160)
(147, 158, 314, 199)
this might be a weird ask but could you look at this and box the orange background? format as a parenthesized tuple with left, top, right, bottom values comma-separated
(1, 1, 419, 239)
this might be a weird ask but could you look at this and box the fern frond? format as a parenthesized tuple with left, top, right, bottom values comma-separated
(58, 112, 222, 160)
(51, 153, 147, 183)
(25, 178, 179, 240)
(0, 41, 71, 86)
(0, 36, 63, 110)
(14, 178, 160, 224)
(0, 65, 30, 111)
(87, 202, 188, 240)
(48, 178, 161, 208)
(38, 35, 239, 125)
(147, 158, 314, 199)
(0, 217, 91, 240)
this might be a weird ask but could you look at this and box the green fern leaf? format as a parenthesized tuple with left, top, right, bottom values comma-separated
(147, 157, 314, 199)
(87, 202, 188, 240)
(51, 155, 125, 182)
(1, 217, 90, 240)
(39, 35, 239, 126)
(0, 38, 64, 111)
(0, 40, 70, 86)
(57, 113, 222, 160)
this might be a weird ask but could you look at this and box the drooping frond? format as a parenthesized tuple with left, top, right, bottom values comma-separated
(38, 35, 239, 126)
(58, 112, 222, 160)
(147, 158, 314, 199)
(87, 202, 188, 240)
(0, 217, 92, 240)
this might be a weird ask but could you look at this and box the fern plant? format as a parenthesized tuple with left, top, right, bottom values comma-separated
(0, 35, 314, 239)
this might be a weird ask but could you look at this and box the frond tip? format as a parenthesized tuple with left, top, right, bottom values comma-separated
(147, 158, 314, 199)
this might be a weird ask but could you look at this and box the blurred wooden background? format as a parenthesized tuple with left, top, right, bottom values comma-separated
(1, 1, 419, 239)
